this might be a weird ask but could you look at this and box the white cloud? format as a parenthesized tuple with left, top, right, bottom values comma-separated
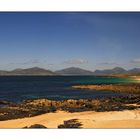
(131, 58, 140, 63)
(8, 59, 41, 65)
(48, 64, 54, 66)
(64, 59, 88, 65)
(21, 59, 40, 65)
(98, 62, 119, 66)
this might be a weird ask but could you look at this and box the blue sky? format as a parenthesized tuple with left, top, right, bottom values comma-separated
(0, 12, 140, 71)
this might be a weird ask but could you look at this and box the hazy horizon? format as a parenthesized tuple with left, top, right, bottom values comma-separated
(0, 66, 139, 72)
(0, 12, 140, 71)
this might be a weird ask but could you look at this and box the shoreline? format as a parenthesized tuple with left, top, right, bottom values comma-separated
(0, 94, 140, 121)
(72, 83, 140, 94)
(0, 109, 139, 128)
(0, 82, 140, 128)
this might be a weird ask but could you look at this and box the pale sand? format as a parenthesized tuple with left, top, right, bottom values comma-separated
(0, 109, 140, 128)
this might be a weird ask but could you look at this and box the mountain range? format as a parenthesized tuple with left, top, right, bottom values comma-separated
(55, 67, 140, 76)
(0, 66, 140, 76)
(55, 67, 94, 75)
(0, 67, 55, 76)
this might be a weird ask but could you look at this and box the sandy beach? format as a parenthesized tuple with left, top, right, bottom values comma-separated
(0, 109, 139, 128)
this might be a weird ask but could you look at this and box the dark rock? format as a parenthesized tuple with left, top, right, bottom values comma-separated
(58, 119, 82, 128)
(24, 124, 47, 128)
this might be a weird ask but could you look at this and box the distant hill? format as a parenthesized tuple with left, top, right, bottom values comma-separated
(0, 67, 56, 76)
(0, 70, 10, 75)
(0, 66, 140, 76)
(93, 67, 127, 75)
(55, 67, 94, 75)
(127, 68, 140, 75)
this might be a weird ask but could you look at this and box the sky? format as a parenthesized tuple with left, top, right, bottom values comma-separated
(0, 12, 140, 71)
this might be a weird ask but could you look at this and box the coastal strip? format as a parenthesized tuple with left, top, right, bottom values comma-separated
(0, 110, 140, 128)
(72, 84, 140, 94)
(0, 95, 140, 121)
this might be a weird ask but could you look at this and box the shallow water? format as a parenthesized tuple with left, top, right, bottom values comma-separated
(0, 76, 137, 102)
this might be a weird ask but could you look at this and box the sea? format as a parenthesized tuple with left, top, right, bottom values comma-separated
(0, 76, 138, 102)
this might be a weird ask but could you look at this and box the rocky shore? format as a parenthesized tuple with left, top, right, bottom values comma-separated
(0, 109, 140, 128)
(72, 83, 140, 94)
(0, 83, 140, 122)
(0, 94, 140, 121)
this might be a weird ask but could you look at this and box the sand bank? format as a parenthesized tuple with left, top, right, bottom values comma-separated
(72, 84, 140, 94)
(0, 109, 140, 128)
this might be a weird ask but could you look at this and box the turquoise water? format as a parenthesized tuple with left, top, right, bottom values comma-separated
(0, 76, 138, 102)
(69, 76, 137, 84)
